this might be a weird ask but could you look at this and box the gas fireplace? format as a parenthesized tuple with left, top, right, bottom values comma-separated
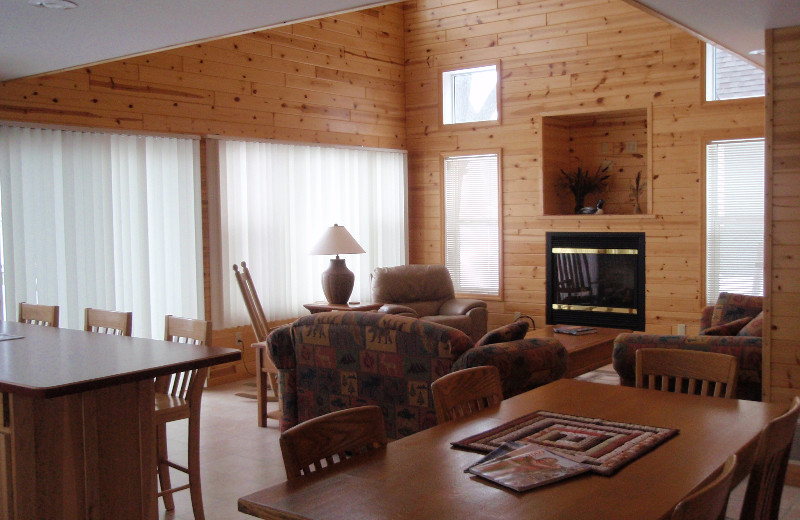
(545, 232, 645, 331)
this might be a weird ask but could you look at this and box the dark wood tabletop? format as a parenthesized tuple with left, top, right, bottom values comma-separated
(0, 321, 240, 398)
(239, 379, 785, 520)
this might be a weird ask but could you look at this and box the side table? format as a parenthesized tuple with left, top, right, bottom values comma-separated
(303, 301, 382, 313)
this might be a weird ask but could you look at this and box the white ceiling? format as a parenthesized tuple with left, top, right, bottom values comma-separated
(1, 0, 799, 81)
(0, 0, 390, 81)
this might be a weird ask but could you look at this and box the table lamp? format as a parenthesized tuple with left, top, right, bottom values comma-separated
(310, 224, 365, 304)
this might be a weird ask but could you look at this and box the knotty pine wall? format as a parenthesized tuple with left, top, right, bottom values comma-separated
(0, 1, 790, 392)
(403, 0, 765, 334)
(765, 26, 800, 404)
(0, 5, 406, 384)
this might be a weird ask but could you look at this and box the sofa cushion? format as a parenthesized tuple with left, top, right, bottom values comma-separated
(474, 319, 530, 347)
(371, 264, 455, 303)
(710, 292, 763, 327)
(738, 311, 764, 337)
(701, 316, 752, 336)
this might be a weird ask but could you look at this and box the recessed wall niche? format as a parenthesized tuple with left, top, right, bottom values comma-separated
(540, 107, 651, 216)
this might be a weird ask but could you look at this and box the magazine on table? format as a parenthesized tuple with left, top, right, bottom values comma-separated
(553, 325, 597, 335)
(467, 443, 591, 492)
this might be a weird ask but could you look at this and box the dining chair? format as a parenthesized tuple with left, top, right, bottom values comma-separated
(431, 365, 503, 424)
(155, 315, 212, 520)
(233, 261, 281, 425)
(18, 302, 59, 327)
(635, 348, 738, 398)
(739, 395, 800, 520)
(83, 307, 132, 336)
(279, 405, 388, 480)
(670, 454, 737, 520)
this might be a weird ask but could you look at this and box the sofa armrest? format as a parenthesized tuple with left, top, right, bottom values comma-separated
(612, 333, 763, 400)
(267, 324, 296, 370)
(377, 303, 418, 317)
(452, 338, 567, 399)
(439, 298, 486, 316)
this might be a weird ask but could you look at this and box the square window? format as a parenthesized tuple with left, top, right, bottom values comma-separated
(705, 44, 765, 101)
(442, 65, 498, 125)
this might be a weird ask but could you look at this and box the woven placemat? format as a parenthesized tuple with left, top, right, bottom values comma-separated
(454, 410, 678, 476)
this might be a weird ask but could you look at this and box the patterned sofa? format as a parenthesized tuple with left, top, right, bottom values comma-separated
(268, 311, 567, 438)
(613, 293, 764, 400)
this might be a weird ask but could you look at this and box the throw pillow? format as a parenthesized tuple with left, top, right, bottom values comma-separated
(475, 318, 530, 347)
(701, 316, 752, 336)
(737, 311, 764, 337)
(710, 292, 763, 327)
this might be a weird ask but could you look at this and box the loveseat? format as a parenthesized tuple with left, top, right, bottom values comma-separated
(371, 264, 488, 342)
(613, 293, 764, 400)
(268, 311, 567, 438)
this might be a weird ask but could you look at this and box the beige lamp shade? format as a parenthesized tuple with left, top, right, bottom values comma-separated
(310, 224, 366, 256)
(310, 224, 365, 304)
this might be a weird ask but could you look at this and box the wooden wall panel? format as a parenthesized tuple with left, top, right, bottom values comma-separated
(0, 6, 405, 384)
(0, 6, 406, 149)
(404, 0, 764, 333)
(765, 26, 800, 403)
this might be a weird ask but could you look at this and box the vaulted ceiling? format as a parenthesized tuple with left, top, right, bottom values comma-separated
(1, 0, 799, 81)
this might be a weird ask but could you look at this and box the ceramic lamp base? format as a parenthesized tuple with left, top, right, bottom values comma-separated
(321, 258, 355, 305)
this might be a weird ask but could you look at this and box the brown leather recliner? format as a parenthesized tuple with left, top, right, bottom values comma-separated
(370, 264, 488, 342)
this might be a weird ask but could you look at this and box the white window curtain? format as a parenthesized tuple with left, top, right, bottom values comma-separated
(443, 153, 501, 296)
(217, 140, 407, 327)
(0, 125, 203, 338)
(706, 138, 765, 304)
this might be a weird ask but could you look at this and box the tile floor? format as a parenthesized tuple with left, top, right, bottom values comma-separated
(161, 370, 800, 520)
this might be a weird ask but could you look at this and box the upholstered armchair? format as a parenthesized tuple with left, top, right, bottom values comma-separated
(370, 264, 488, 342)
(613, 293, 764, 400)
(268, 311, 567, 438)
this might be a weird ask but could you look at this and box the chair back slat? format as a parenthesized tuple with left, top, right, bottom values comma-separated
(233, 261, 269, 342)
(160, 315, 212, 398)
(18, 302, 59, 327)
(740, 396, 800, 520)
(279, 406, 387, 480)
(84, 308, 132, 336)
(635, 348, 738, 398)
(432, 366, 503, 424)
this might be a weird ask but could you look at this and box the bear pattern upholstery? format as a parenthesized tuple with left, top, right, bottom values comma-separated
(613, 292, 764, 401)
(269, 311, 567, 438)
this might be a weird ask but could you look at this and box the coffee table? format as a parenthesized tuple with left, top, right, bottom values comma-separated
(526, 325, 630, 378)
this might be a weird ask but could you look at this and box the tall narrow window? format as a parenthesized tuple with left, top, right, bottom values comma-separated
(443, 152, 501, 297)
(705, 44, 765, 101)
(706, 138, 765, 304)
(442, 64, 499, 125)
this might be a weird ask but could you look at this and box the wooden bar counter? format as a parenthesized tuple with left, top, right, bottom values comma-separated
(0, 321, 240, 520)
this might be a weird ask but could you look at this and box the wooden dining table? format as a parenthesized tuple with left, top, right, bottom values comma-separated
(0, 320, 240, 520)
(238, 378, 785, 520)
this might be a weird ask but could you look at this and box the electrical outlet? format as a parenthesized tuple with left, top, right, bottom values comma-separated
(677, 324, 686, 335)
(513, 311, 521, 321)
(234, 331, 243, 344)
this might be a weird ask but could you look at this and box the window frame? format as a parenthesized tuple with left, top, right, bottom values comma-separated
(439, 60, 502, 129)
(440, 149, 503, 300)
(702, 43, 765, 104)
(701, 132, 765, 306)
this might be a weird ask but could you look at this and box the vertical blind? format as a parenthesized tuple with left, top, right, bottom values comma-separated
(706, 138, 765, 304)
(443, 153, 500, 296)
(0, 125, 203, 338)
(216, 140, 407, 327)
